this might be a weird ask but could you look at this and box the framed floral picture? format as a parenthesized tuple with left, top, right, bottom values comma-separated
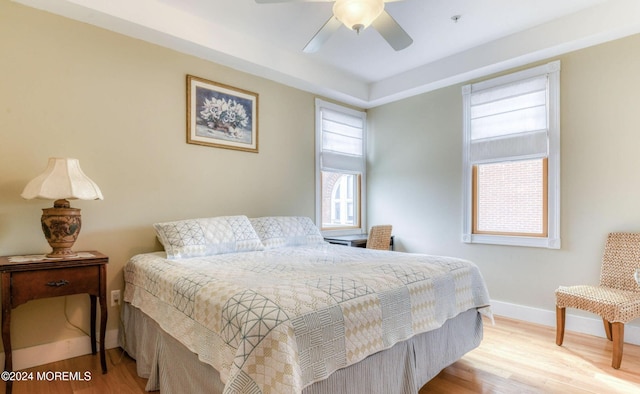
(187, 75, 259, 153)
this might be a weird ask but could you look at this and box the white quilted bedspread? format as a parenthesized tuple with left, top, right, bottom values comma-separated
(124, 244, 491, 394)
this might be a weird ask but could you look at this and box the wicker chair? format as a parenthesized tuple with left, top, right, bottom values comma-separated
(555, 232, 640, 369)
(366, 225, 392, 250)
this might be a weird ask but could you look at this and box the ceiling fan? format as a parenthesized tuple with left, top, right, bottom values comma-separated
(255, 0, 413, 53)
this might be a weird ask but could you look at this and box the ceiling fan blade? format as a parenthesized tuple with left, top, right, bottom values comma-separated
(371, 9, 413, 51)
(303, 16, 342, 53)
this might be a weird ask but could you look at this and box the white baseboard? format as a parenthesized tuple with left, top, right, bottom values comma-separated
(0, 329, 119, 371)
(491, 299, 640, 346)
(3, 301, 640, 371)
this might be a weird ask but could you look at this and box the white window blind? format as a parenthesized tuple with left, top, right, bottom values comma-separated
(469, 74, 548, 163)
(319, 106, 365, 173)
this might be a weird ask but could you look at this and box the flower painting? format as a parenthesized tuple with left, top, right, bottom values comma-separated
(187, 75, 259, 152)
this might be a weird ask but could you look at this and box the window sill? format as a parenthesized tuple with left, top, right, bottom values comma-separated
(462, 234, 561, 249)
(321, 228, 364, 237)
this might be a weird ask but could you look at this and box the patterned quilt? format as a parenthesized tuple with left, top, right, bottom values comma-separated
(123, 244, 491, 394)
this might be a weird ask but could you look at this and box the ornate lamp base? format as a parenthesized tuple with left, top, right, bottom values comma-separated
(41, 199, 82, 258)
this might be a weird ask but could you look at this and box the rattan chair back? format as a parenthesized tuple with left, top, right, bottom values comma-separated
(366, 225, 392, 250)
(599, 232, 640, 292)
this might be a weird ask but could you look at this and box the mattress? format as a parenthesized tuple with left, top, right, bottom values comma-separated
(123, 243, 491, 394)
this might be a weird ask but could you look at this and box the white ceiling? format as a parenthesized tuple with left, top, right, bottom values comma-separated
(14, 0, 640, 108)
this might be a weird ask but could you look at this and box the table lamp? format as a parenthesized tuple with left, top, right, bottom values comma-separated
(21, 157, 103, 258)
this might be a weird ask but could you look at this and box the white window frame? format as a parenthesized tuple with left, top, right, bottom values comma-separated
(315, 98, 367, 235)
(462, 61, 561, 249)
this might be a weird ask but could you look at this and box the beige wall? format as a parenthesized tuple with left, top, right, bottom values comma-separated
(368, 33, 640, 328)
(0, 2, 321, 349)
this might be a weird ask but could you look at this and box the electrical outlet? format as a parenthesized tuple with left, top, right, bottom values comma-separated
(111, 289, 121, 307)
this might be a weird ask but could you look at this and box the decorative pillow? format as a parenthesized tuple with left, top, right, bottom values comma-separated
(154, 215, 264, 259)
(250, 216, 325, 249)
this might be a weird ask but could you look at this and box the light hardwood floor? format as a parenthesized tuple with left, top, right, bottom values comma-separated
(3, 316, 640, 393)
(421, 316, 640, 393)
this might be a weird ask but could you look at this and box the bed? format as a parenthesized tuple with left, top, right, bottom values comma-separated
(120, 216, 491, 394)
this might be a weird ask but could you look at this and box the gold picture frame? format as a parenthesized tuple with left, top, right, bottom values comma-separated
(187, 75, 259, 153)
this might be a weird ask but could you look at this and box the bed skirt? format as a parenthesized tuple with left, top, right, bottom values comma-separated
(119, 303, 483, 394)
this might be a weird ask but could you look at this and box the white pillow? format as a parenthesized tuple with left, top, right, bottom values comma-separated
(154, 215, 264, 259)
(250, 216, 325, 249)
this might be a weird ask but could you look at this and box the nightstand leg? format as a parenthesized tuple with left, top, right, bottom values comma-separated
(2, 273, 12, 394)
(90, 295, 97, 355)
(99, 265, 107, 373)
(100, 296, 107, 373)
(90, 293, 107, 373)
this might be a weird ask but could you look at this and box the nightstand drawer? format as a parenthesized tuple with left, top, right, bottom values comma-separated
(11, 265, 100, 307)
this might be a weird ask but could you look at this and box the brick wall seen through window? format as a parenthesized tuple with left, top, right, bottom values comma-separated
(474, 158, 547, 236)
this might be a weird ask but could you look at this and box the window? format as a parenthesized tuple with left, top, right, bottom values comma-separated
(330, 173, 357, 225)
(315, 99, 366, 233)
(462, 61, 561, 248)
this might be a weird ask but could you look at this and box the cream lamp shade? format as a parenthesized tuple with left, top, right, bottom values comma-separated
(21, 157, 103, 201)
(21, 157, 103, 258)
(333, 0, 384, 33)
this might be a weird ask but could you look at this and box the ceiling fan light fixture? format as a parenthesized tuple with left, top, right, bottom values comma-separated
(333, 0, 384, 33)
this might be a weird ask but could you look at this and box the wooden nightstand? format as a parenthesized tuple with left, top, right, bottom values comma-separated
(0, 251, 108, 394)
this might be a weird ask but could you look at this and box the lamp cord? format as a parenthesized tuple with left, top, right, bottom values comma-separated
(63, 296, 127, 367)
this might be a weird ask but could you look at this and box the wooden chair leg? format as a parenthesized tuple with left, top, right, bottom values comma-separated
(603, 318, 613, 341)
(611, 322, 624, 369)
(556, 306, 566, 346)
